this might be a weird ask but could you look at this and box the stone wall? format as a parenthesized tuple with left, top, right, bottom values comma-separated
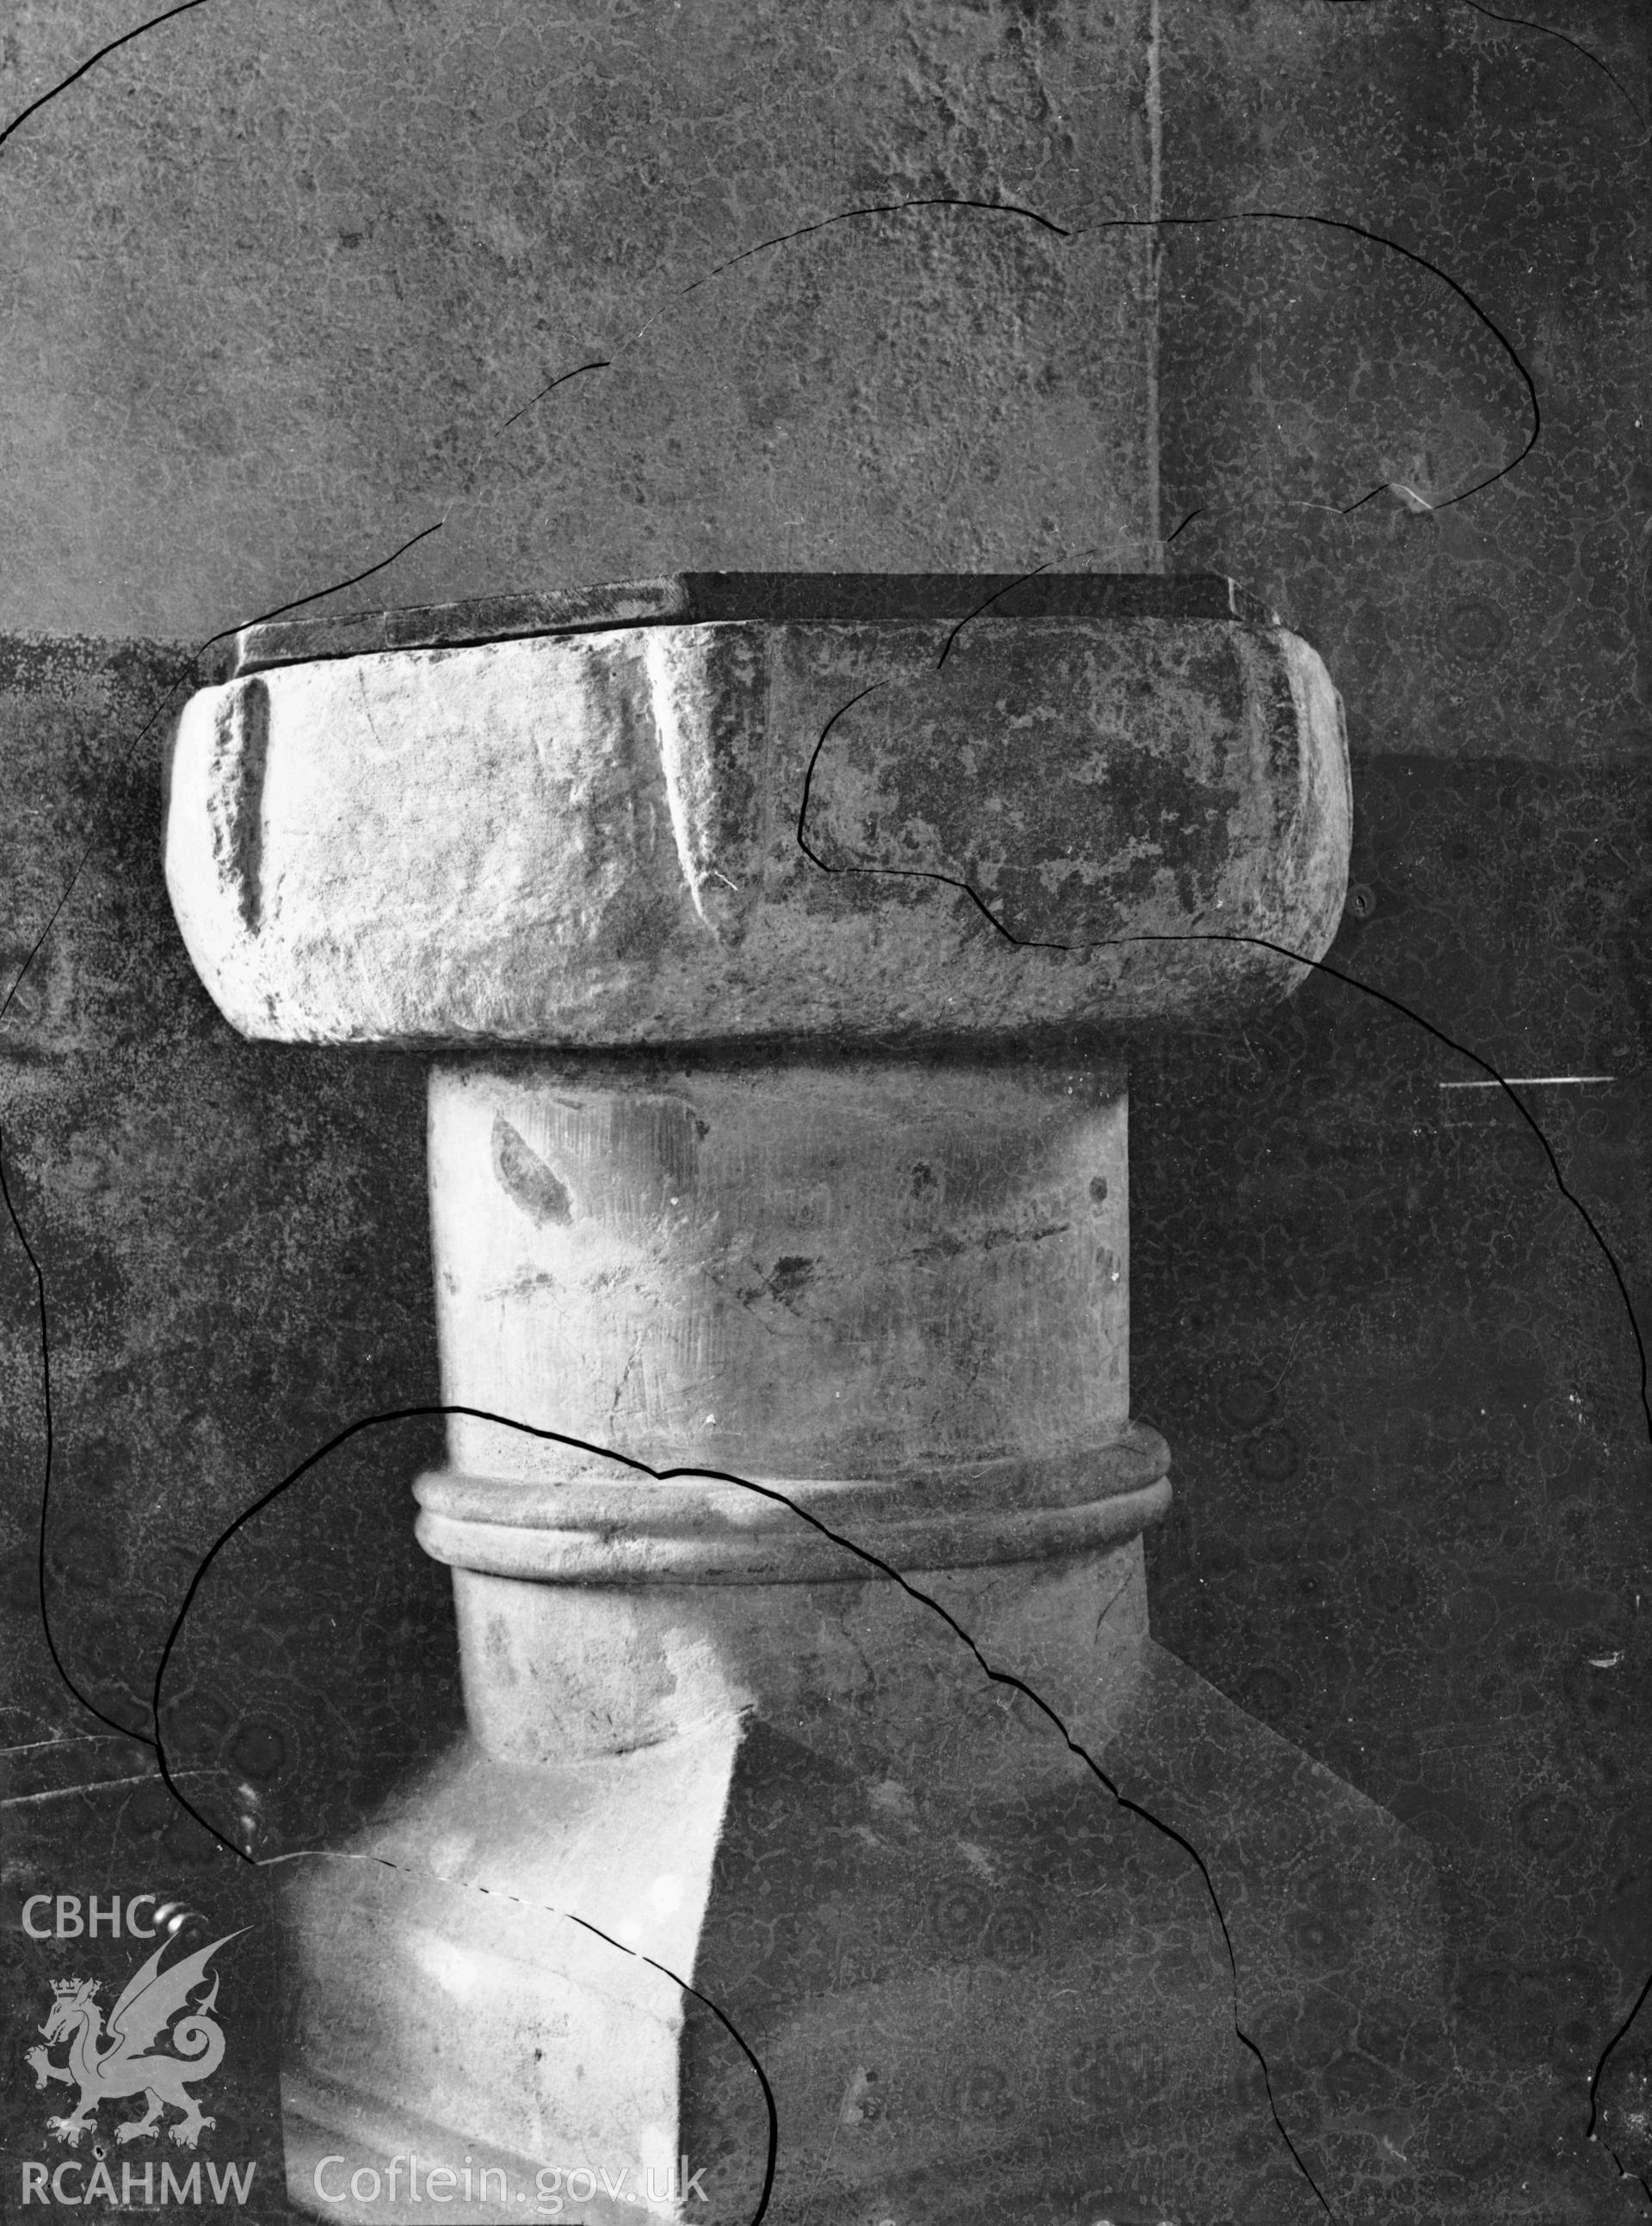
(3, 0, 1649, 2217)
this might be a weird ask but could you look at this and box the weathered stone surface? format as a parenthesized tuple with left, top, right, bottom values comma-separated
(2, 0, 1161, 644)
(280, 1548, 1453, 2226)
(279, 1724, 735, 2221)
(165, 593, 1350, 1046)
(5, 0, 1644, 2210)
(425, 1056, 1132, 1486)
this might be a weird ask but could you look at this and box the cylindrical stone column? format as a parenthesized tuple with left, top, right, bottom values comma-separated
(419, 1050, 1166, 1793)
(418, 1052, 1157, 1580)
(163, 572, 1355, 2222)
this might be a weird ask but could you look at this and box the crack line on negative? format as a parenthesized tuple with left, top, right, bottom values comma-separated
(797, 679, 1652, 2204)
(15, 657, 1643, 2215)
(138, 1399, 1335, 2223)
(650, 199, 1539, 515)
(7, 1014, 1329, 2218)
(12, 850, 1649, 2212)
(935, 560, 1059, 669)
(0, 1135, 135, 1746)
(1066, 208, 1540, 509)
(178, 1837, 775, 2226)
(0, 521, 442, 1032)
(1455, 0, 1649, 129)
(0, 0, 214, 157)
(496, 356, 613, 433)
(0, 160, 1608, 2218)
(1321, 0, 1650, 130)
(268, 1852, 777, 2225)
(681, 194, 1074, 292)
(0, 192, 1539, 1042)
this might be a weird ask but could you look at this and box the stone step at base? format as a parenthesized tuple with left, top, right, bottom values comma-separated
(277, 1638, 1459, 2225)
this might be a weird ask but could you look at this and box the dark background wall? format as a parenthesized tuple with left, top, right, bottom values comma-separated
(2, 2, 1649, 2222)
(0, 0, 1160, 635)
(1141, 11, 1652, 2212)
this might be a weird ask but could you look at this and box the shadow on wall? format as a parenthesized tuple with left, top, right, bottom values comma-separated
(0, 635, 459, 1859)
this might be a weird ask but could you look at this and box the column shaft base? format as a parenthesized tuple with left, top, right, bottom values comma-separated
(279, 1551, 1454, 2226)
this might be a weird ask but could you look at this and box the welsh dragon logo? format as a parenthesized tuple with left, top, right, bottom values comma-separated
(25, 1931, 242, 2150)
